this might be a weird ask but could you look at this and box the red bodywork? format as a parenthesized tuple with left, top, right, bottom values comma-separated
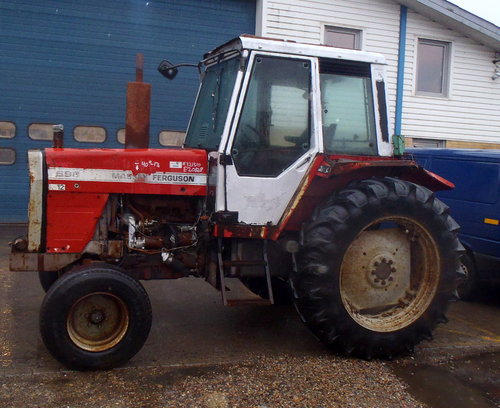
(45, 148, 207, 253)
(278, 154, 454, 235)
(43, 148, 453, 251)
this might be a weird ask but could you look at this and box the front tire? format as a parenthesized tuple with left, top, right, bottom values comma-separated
(40, 264, 152, 370)
(292, 177, 462, 359)
(38, 271, 59, 292)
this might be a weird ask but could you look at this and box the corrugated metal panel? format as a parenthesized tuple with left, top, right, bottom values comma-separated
(0, 0, 256, 222)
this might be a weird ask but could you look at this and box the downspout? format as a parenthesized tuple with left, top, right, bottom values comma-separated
(394, 5, 407, 155)
(255, 0, 267, 37)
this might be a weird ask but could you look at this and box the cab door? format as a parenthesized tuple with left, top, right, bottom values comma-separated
(221, 53, 320, 225)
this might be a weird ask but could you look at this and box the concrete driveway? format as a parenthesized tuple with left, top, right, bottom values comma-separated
(0, 224, 498, 407)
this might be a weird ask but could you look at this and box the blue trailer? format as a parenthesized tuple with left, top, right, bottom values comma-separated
(408, 148, 500, 298)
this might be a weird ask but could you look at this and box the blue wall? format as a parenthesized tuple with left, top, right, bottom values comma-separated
(0, 0, 255, 222)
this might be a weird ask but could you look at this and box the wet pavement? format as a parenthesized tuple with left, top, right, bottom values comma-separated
(0, 224, 499, 407)
(393, 351, 499, 408)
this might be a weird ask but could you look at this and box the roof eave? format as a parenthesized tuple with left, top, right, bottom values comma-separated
(398, 0, 500, 52)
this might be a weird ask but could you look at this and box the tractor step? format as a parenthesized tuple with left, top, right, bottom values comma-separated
(222, 278, 273, 306)
(218, 238, 274, 306)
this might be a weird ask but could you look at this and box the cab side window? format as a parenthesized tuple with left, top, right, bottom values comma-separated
(232, 56, 311, 177)
(320, 59, 377, 155)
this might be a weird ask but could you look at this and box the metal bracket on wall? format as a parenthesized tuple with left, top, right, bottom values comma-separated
(393, 134, 405, 156)
(492, 54, 500, 80)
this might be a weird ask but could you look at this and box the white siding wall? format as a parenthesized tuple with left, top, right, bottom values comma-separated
(257, 0, 500, 144)
(404, 10, 500, 143)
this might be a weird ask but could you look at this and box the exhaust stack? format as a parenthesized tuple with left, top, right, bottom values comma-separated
(125, 53, 151, 149)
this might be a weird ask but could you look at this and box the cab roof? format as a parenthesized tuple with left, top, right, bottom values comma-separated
(204, 34, 386, 65)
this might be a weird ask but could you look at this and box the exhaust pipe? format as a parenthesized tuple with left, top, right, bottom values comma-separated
(125, 53, 151, 149)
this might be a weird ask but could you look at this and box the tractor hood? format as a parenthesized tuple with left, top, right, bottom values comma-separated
(44, 148, 208, 196)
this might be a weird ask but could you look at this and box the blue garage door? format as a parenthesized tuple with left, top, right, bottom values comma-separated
(0, 0, 255, 222)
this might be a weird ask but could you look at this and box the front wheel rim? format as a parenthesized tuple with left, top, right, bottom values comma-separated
(67, 292, 129, 352)
(340, 216, 440, 332)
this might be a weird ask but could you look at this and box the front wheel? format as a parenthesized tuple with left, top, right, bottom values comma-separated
(40, 264, 152, 370)
(292, 177, 462, 359)
(38, 271, 59, 293)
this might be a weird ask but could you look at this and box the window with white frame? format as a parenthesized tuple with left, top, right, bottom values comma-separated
(324, 26, 362, 50)
(411, 138, 445, 148)
(416, 39, 451, 97)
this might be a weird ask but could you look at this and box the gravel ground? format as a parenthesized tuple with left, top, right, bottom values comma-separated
(0, 354, 425, 408)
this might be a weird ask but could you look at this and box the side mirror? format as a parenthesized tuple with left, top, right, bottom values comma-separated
(158, 60, 178, 80)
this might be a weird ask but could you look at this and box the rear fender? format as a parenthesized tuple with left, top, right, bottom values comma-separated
(273, 156, 454, 238)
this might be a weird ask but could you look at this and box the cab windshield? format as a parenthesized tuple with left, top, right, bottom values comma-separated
(184, 56, 240, 150)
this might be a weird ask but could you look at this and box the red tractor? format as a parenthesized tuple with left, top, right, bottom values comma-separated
(10, 35, 462, 370)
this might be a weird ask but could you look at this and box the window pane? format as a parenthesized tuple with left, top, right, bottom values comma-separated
(417, 39, 449, 95)
(117, 128, 125, 144)
(159, 130, 185, 146)
(326, 31, 356, 49)
(411, 138, 445, 148)
(74, 126, 106, 143)
(0, 122, 15, 139)
(324, 26, 361, 50)
(185, 57, 240, 149)
(29, 123, 54, 140)
(321, 73, 377, 155)
(0, 148, 15, 165)
(232, 56, 311, 177)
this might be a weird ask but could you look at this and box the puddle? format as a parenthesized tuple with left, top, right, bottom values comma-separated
(149, 364, 224, 386)
(392, 352, 499, 408)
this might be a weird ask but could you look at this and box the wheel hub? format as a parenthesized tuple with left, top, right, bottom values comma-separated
(67, 292, 129, 352)
(340, 217, 440, 332)
(369, 256, 396, 288)
(88, 309, 105, 325)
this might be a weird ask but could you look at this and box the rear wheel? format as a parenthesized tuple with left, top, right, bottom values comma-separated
(40, 264, 152, 370)
(292, 177, 462, 359)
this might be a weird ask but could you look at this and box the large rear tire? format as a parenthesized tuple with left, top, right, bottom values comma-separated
(40, 264, 152, 370)
(291, 177, 462, 359)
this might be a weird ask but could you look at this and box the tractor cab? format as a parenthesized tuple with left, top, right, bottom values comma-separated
(163, 35, 393, 226)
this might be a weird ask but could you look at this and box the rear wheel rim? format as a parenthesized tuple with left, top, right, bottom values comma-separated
(67, 292, 129, 352)
(340, 216, 440, 332)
